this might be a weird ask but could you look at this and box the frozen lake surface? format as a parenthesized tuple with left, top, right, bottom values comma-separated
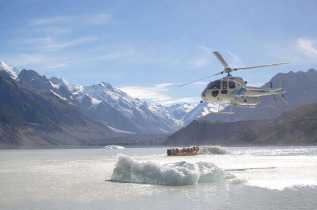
(1, 146, 317, 209)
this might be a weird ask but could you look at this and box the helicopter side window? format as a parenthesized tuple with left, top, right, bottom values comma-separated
(222, 81, 227, 89)
(229, 81, 235, 89)
(207, 80, 221, 89)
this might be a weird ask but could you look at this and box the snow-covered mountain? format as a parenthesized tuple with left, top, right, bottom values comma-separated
(83, 82, 179, 133)
(166, 103, 196, 120)
(48, 78, 214, 133)
(182, 102, 226, 125)
(0, 60, 219, 134)
(50, 77, 73, 92)
(0, 60, 20, 79)
(2, 60, 317, 136)
(166, 102, 226, 126)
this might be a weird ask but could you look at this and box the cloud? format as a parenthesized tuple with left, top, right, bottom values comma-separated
(120, 83, 200, 105)
(270, 37, 317, 65)
(37, 26, 71, 35)
(2, 53, 69, 70)
(46, 63, 67, 69)
(91, 44, 213, 69)
(182, 45, 212, 69)
(29, 16, 72, 26)
(83, 14, 112, 25)
(91, 47, 135, 61)
(120, 83, 172, 102)
(296, 38, 317, 58)
(23, 36, 96, 52)
(227, 50, 244, 67)
(90, 44, 166, 64)
(29, 13, 112, 26)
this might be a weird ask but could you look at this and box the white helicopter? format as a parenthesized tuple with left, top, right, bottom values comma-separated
(179, 51, 291, 114)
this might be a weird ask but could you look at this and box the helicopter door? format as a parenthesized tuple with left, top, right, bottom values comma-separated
(221, 81, 227, 94)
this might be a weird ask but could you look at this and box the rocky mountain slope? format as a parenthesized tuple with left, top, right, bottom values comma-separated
(0, 71, 117, 148)
(0, 60, 20, 79)
(164, 103, 317, 146)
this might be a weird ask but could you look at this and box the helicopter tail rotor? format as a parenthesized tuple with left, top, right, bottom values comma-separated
(270, 82, 276, 101)
(279, 75, 287, 103)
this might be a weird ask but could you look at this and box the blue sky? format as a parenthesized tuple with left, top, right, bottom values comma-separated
(1, 0, 317, 105)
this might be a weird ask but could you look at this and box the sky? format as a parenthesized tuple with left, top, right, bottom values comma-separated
(1, 0, 317, 105)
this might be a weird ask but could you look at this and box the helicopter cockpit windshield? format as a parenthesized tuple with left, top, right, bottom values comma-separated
(206, 80, 221, 89)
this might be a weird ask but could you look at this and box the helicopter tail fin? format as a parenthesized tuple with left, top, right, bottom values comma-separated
(280, 74, 285, 89)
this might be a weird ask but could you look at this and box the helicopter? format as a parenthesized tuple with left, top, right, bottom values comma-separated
(179, 51, 291, 114)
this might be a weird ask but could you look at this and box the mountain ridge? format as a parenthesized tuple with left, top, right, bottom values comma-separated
(0, 60, 20, 79)
(1, 60, 317, 138)
(0, 71, 118, 148)
(164, 102, 317, 146)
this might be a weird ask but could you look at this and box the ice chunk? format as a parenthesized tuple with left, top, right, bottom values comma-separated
(103, 145, 125, 149)
(110, 154, 234, 186)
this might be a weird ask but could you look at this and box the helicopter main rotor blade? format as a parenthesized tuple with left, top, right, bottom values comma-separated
(178, 72, 222, 87)
(234, 62, 291, 71)
(213, 51, 229, 69)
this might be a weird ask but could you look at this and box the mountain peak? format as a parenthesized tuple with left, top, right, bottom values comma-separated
(17, 69, 53, 90)
(307, 68, 317, 76)
(0, 60, 20, 79)
(100, 82, 114, 91)
(50, 77, 73, 91)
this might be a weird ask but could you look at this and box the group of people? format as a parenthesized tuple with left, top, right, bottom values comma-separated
(172, 146, 199, 153)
